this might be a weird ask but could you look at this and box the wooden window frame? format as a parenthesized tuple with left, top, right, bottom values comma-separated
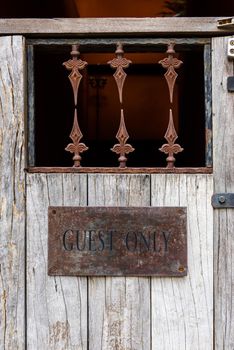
(26, 35, 213, 174)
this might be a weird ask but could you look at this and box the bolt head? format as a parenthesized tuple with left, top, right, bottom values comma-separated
(218, 195, 226, 204)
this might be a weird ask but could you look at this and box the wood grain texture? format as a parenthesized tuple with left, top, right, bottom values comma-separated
(0, 18, 232, 36)
(87, 174, 151, 350)
(27, 45, 35, 167)
(151, 174, 213, 350)
(26, 174, 88, 350)
(212, 36, 234, 350)
(0, 36, 25, 350)
(204, 44, 212, 167)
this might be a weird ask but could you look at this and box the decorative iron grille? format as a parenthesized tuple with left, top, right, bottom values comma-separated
(27, 37, 212, 172)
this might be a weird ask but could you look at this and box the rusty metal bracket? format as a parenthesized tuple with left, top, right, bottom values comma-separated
(212, 193, 234, 208)
(217, 18, 234, 30)
(227, 76, 234, 92)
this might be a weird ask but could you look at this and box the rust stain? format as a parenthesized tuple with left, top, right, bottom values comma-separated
(49, 320, 70, 347)
(1, 289, 7, 334)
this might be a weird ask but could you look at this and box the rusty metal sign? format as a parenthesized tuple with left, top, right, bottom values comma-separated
(48, 207, 187, 277)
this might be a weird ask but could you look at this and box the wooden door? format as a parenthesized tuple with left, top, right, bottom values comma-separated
(26, 173, 213, 350)
(0, 33, 233, 350)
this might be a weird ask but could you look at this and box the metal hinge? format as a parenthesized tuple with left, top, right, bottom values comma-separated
(212, 193, 234, 208)
(217, 17, 234, 29)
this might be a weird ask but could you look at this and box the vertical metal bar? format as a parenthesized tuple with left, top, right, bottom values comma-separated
(158, 43, 183, 168)
(63, 45, 88, 167)
(204, 44, 213, 167)
(27, 45, 35, 166)
(109, 42, 134, 168)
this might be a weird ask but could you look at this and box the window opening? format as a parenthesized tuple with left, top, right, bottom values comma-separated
(27, 38, 211, 171)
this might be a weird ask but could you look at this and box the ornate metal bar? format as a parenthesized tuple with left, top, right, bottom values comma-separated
(108, 42, 132, 104)
(65, 109, 88, 167)
(109, 43, 134, 167)
(159, 42, 183, 104)
(63, 44, 88, 106)
(111, 109, 135, 168)
(63, 45, 88, 167)
(159, 109, 183, 168)
(159, 42, 183, 168)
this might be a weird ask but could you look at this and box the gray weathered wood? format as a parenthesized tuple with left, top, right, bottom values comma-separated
(204, 44, 212, 167)
(27, 45, 35, 166)
(0, 36, 26, 350)
(212, 36, 234, 350)
(88, 174, 151, 350)
(0, 18, 232, 36)
(151, 174, 213, 350)
(26, 173, 88, 350)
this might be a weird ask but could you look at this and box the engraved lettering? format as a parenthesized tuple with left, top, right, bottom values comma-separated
(98, 231, 105, 251)
(139, 232, 150, 252)
(88, 230, 97, 251)
(125, 232, 137, 252)
(63, 229, 74, 251)
(153, 231, 161, 253)
(109, 230, 114, 251)
(162, 231, 171, 252)
(76, 230, 86, 251)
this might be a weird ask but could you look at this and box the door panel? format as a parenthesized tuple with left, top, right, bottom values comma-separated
(87, 174, 151, 350)
(212, 36, 234, 350)
(26, 174, 88, 350)
(26, 173, 213, 349)
(151, 174, 213, 350)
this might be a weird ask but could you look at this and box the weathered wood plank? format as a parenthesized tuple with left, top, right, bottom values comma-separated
(204, 44, 212, 167)
(0, 36, 26, 350)
(0, 18, 232, 36)
(151, 174, 213, 350)
(26, 173, 88, 350)
(27, 45, 35, 166)
(88, 174, 151, 350)
(212, 36, 234, 350)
